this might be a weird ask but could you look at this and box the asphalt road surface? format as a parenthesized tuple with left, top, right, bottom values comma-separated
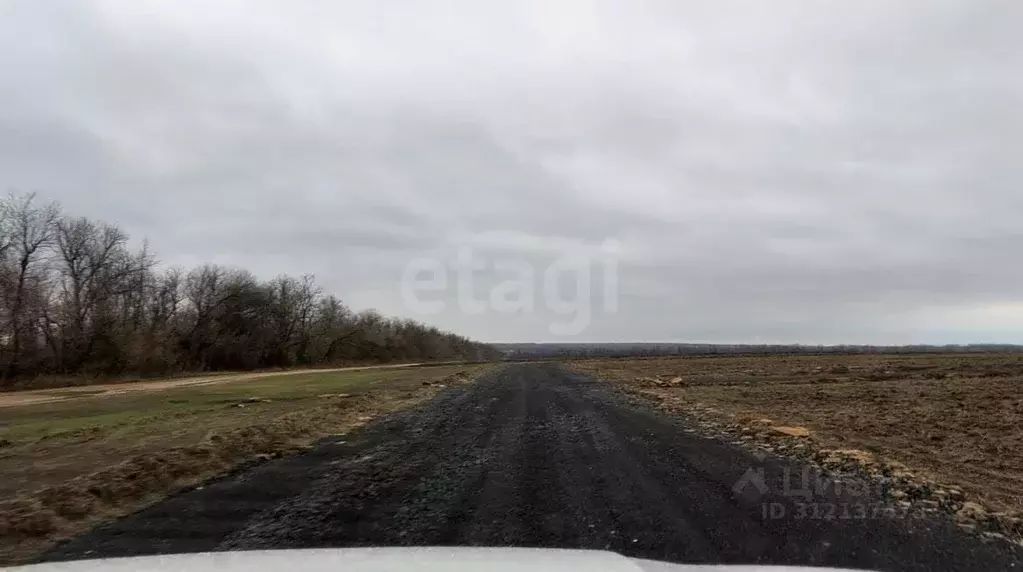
(43, 363, 1023, 570)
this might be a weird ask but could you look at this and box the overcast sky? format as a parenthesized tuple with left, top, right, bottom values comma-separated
(2, 1, 1022, 344)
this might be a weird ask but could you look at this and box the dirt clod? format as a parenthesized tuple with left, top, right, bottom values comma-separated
(772, 426, 811, 437)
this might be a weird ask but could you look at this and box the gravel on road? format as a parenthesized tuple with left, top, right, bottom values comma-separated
(41, 363, 1023, 570)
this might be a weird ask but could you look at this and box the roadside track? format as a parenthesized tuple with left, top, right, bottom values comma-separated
(0, 363, 448, 408)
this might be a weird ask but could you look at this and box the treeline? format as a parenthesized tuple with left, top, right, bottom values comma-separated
(0, 193, 496, 385)
(495, 342, 1023, 359)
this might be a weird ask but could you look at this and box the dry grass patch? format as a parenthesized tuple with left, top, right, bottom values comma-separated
(0, 364, 489, 564)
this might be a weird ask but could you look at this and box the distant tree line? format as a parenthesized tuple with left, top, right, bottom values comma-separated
(0, 193, 496, 385)
(495, 342, 1023, 360)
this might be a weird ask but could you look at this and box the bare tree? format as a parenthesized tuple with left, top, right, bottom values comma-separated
(312, 294, 361, 363)
(0, 193, 59, 380)
(181, 264, 228, 370)
(53, 217, 144, 372)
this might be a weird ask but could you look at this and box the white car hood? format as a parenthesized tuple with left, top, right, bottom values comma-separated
(8, 547, 868, 572)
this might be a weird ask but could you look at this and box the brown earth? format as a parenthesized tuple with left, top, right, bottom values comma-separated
(569, 353, 1023, 544)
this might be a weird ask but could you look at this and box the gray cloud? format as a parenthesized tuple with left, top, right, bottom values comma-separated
(2, 0, 1022, 343)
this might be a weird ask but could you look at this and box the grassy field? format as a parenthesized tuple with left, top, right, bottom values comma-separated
(571, 353, 1023, 539)
(0, 363, 489, 563)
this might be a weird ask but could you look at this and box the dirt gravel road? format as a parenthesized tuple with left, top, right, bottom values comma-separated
(41, 363, 1023, 570)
